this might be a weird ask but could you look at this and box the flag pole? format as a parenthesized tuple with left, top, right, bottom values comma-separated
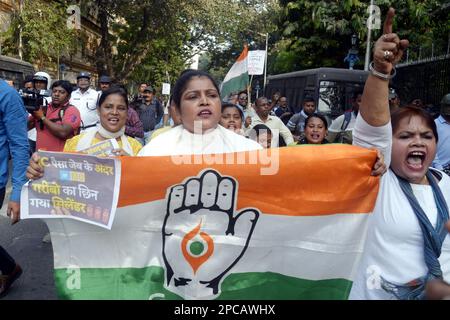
(263, 33, 268, 95)
(248, 75, 253, 108)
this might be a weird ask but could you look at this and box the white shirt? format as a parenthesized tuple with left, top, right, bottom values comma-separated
(70, 88, 100, 129)
(138, 125, 262, 156)
(329, 111, 357, 133)
(349, 115, 450, 300)
(247, 115, 294, 146)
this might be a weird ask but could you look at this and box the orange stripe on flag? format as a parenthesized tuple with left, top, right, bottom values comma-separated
(118, 145, 379, 216)
(236, 45, 248, 62)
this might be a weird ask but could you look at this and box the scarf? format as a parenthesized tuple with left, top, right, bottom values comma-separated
(381, 170, 449, 299)
(76, 124, 133, 156)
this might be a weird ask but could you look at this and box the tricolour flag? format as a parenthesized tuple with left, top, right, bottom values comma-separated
(45, 145, 379, 300)
(220, 45, 249, 99)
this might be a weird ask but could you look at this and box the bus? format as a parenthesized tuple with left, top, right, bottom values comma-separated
(0, 55, 35, 89)
(266, 67, 368, 122)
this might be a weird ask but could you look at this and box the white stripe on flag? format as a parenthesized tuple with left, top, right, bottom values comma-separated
(46, 200, 369, 281)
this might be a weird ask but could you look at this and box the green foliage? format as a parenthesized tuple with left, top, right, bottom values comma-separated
(271, 0, 449, 74)
(1, 0, 77, 69)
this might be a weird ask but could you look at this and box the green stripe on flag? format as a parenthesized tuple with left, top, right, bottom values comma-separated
(55, 267, 352, 300)
(221, 72, 249, 99)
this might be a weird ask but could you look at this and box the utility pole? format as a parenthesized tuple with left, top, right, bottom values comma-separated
(18, 0, 24, 60)
(364, 0, 375, 71)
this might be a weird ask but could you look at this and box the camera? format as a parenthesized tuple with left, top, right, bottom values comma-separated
(19, 88, 51, 113)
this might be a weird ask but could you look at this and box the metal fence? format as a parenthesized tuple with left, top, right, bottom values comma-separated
(393, 55, 450, 111)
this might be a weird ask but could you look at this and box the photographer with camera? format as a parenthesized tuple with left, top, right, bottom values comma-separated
(22, 72, 52, 154)
(28, 80, 81, 152)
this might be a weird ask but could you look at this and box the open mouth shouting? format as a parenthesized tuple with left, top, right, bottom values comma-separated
(405, 150, 427, 171)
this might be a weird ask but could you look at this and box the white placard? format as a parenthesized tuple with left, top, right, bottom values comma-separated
(162, 83, 171, 95)
(247, 50, 266, 75)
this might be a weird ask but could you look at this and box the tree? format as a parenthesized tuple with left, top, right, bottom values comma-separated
(271, 0, 450, 74)
(1, 0, 78, 70)
(88, 0, 282, 88)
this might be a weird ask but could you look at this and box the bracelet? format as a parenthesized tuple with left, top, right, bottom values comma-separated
(369, 61, 396, 80)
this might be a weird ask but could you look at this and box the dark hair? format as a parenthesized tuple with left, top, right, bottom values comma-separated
(303, 96, 315, 104)
(97, 87, 129, 108)
(23, 75, 34, 85)
(353, 90, 363, 100)
(391, 106, 438, 142)
(304, 113, 328, 130)
(111, 83, 129, 96)
(221, 102, 244, 119)
(248, 124, 272, 140)
(172, 70, 220, 110)
(238, 90, 247, 97)
(51, 80, 73, 96)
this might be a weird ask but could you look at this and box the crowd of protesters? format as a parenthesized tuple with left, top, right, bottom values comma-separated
(1, 7, 450, 300)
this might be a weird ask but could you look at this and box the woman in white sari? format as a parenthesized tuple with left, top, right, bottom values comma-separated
(138, 70, 262, 156)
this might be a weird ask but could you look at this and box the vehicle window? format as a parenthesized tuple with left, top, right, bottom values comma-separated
(318, 81, 363, 119)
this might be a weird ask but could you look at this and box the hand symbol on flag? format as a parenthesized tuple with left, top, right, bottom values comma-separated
(162, 169, 260, 299)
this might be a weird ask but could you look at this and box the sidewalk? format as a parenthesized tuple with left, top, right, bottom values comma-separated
(0, 167, 57, 300)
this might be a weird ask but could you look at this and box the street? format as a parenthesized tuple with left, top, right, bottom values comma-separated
(0, 180, 57, 300)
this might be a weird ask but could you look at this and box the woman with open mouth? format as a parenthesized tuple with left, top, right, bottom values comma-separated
(297, 114, 329, 145)
(219, 102, 245, 135)
(349, 8, 450, 300)
(137, 70, 262, 156)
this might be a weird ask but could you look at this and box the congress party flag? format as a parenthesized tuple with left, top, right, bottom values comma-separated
(44, 145, 379, 300)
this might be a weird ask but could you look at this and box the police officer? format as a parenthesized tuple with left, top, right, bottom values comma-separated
(70, 72, 99, 132)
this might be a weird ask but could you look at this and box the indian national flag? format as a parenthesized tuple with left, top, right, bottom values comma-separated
(220, 45, 249, 99)
(45, 145, 379, 300)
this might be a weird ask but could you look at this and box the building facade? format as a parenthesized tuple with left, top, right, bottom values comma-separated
(0, 0, 101, 86)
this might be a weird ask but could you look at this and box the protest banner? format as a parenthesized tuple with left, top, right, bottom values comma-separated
(21, 151, 121, 229)
(43, 145, 379, 299)
(247, 50, 266, 75)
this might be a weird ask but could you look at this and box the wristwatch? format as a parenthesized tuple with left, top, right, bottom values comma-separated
(40, 115, 46, 121)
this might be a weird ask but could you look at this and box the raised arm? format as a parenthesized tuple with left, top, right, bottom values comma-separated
(360, 8, 409, 127)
